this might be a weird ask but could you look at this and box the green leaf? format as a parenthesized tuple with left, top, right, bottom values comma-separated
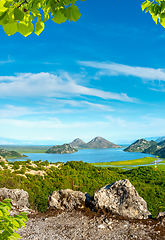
(8, 232, 21, 240)
(70, 5, 81, 22)
(2, 21, 18, 36)
(52, 10, 67, 24)
(14, 8, 24, 21)
(18, 21, 34, 37)
(160, 16, 165, 27)
(161, 2, 165, 13)
(151, 13, 158, 24)
(141, 0, 152, 11)
(35, 20, 45, 35)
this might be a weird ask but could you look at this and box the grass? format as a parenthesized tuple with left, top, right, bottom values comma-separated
(0, 145, 51, 153)
(91, 157, 165, 170)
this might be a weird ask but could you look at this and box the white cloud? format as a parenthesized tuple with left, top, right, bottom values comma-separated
(0, 72, 136, 102)
(78, 61, 165, 82)
(0, 105, 36, 118)
(0, 56, 14, 65)
(81, 101, 113, 111)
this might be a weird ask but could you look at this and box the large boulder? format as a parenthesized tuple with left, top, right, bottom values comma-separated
(92, 179, 152, 219)
(48, 189, 91, 210)
(0, 188, 29, 208)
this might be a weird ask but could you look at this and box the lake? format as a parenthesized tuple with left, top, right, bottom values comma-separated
(8, 148, 154, 163)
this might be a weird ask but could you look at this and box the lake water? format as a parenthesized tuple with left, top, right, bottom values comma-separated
(8, 148, 154, 164)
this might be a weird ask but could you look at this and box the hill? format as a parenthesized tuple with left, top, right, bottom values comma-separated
(124, 139, 156, 152)
(69, 138, 86, 148)
(156, 136, 165, 143)
(84, 137, 121, 149)
(46, 144, 78, 154)
(0, 149, 27, 158)
(124, 139, 165, 158)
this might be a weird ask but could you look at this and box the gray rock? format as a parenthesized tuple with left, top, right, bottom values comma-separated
(48, 189, 91, 210)
(92, 179, 151, 219)
(0, 188, 29, 208)
(156, 211, 165, 219)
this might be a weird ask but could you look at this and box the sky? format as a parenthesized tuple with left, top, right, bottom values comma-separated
(0, 0, 165, 145)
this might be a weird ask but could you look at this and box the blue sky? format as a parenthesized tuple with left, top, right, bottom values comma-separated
(0, 0, 165, 145)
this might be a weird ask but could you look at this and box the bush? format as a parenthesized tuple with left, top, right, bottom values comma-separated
(0, 199, 28, 240)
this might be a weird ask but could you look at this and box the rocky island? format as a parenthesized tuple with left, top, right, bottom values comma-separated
(46, 144, 78, 154)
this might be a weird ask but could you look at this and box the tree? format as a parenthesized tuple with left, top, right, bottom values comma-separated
(141, 0, 165, 27)
(0, 0, 85, 37)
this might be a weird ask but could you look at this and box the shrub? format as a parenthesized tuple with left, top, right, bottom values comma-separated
(0, 199, 28, 240)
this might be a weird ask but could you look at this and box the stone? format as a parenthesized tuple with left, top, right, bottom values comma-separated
(156, 211, 165, 219)
(48, 189, 91, 210)
(0, 188, 29, 208)
(0, 155, 7, 163)
(92, 179, 152, 219)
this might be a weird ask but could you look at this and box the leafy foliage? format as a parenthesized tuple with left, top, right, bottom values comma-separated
(0, 199, 28, 240)
(141, 0, 165, 27)
(0, 0, 84, 37)
(0, 160, 164, 217)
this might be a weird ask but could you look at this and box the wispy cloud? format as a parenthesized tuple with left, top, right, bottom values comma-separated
(78, 61, 165, 82)
(0, 56, 14, 65)
(0, 72, 136, 102)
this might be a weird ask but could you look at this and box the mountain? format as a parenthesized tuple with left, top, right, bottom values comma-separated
(0, 149, 27, 158)
(124, 139, 155, 152)
(124, 138, 165, 158)
(69, 138, 86, 148)
(84, 137, 121, 149)
(158, 140, 165, 148)
(46, 144, 78, 154)
(142, 141, 160, 154)
(155, 147, 165, 158)
(156, 136, 165, 143)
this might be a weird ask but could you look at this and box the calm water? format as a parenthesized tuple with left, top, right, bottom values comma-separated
(8, 148, 154, 163)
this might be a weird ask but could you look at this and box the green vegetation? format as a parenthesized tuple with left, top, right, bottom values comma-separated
(92, 157, 165, 171)
(0, 0, 84, 37)
(92, 157, 155, 167)
(0, 160, 164, 218)
(0, 145, 51, 153)
(0, 199, 28, 240)
(141, 0, 165, 28)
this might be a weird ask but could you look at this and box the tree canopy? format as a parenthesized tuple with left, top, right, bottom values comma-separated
(0, 0, 165, 37)
(141, 0, 165, 27)
(0, 0, 84, 37)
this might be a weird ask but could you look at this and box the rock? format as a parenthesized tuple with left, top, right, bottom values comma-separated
(0, 188, 29, 208)
(156, 211, 165, 219)
(0, 155, 7, 163)
(92, 179, 152, 219)
(48, 189, 91, 210)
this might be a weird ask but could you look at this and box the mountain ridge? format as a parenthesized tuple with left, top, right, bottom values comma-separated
(69, 137, 121, 149)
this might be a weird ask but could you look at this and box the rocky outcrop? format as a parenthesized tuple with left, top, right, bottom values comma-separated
(157, 211, 165, 219)
(0, 188, 29, 208)
(48, 180, 151, 219)
(48, 189, 91, 210)
(46, 144, 78, 154)
(0, 155, 7, 163)
(92, 179, 151, 219)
